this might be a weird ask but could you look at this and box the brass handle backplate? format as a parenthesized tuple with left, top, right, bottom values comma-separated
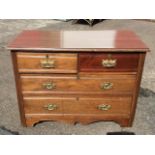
(98, 104, 111, 111)
(102, 54, 117, 68)
(43, 82, 56, 90)
(40, 55, 55, 69)
(44, 104, 57, 111)
(101, 82, 113, 90)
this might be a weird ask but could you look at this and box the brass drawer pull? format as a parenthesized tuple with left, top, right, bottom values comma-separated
(44, 104, 57, 111)
(43, 82, 56, 90)
(101, 82, 113, 90)
(102, 59, 117, 68)
(98, 104, 111, 111)
(40, 55, 55, 69)
(102, 54, 117, 68)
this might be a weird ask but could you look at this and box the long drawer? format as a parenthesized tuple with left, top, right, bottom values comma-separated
(20, 74, 136, 95)
(24, 97, 132, 116)
(16, 52, 77, 73)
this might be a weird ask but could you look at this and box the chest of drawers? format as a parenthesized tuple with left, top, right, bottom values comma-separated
(8, 30, 149, 127)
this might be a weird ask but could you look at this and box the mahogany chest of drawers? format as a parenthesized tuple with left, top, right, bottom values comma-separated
(8, 30, 149, 127)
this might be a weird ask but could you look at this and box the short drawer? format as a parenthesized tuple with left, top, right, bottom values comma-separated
(24, 97, 63, 114)
(21, 75, 136, 94)
(63, 97, 132, 115)
(79, 53, 139, 72)
(16, 52, 77, 73)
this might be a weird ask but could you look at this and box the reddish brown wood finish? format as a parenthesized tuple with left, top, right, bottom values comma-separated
(24, 97, 132, 116)
(24, 97, 63, 114)
(25, 114, 130, 127)
(20, 74, 136, 95)
(79, 53, 139, 72)
(25, 115, 64, 127)
(62, 97, 132, 115)
(8, 30, 149, 52)
(16, 52, 77, 73)
(8, 30, 149, 128)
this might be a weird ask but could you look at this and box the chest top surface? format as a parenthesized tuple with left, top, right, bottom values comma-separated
(8, 30, 149, 52)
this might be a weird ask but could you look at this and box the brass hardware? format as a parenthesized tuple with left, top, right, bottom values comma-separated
(102, 54, 117, 68)
(40, 55, 55, 68)
(42, 82, 56, 90)
(44, 104, 57, 111)
(98, 104, 111, 111)
(101, 82, 113, 90)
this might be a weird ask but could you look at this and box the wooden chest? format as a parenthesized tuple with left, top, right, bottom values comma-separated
(8, 30, 149, 127)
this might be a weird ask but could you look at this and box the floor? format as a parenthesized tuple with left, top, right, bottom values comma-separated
(0, 19, 155, 135)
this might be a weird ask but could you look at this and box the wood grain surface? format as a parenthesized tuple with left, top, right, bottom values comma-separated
(20, 74, 136, 94)
(24, 97, 63, 114)
(79, 53, 139, 72)
(62, 97, 132, 115)
(16, 52, 77, 73)
(8, 30, 149, 51)
(8, 30, 149, 127)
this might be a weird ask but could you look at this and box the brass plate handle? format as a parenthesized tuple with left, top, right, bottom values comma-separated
(101, 82, 113, 90)
(102, 59, 117, 68)
(40, 55, 55, 69)
(44, 104, 57, 111)
(102, 54, 117, 68)
(98, 104, 111, 111)
(43, 82, 56, 90)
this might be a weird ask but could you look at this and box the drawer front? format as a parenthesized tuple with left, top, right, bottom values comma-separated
(16, 52, 77, 73)
(21, 75, 136, 94)
(63, 97, 132, 115)
(79, 53, 139, 72)
(24, 97, 63, 114)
